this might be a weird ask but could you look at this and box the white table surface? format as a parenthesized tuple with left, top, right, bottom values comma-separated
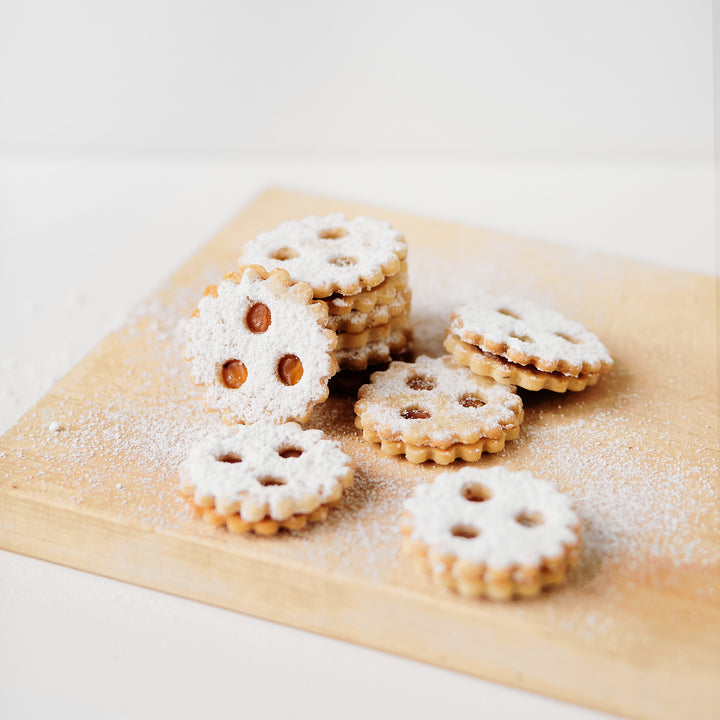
(0, 156, 715, 720)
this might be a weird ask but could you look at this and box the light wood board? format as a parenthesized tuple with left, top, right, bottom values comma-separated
(1, 188, 718, 720)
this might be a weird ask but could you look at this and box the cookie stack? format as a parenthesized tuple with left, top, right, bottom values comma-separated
(444, 294, 613, 393)
(239, 213, 413, 373)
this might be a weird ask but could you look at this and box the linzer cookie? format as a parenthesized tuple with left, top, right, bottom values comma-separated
(185, 265, 337, 425)
(445, 294, 613, 392)
(401, 467, 581, 599)
(180, 423, 354, 535)
(240, 214, 413, 375)
(239, 213, 407, 298)
(354, 355, 523, 464)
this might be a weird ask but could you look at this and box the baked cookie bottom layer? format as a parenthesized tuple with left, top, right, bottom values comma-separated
(444, 332, 599, 393)
(358, 425, 520, 465)
(187, 497, 342, 535)
(324, 264, 409, 315)
(335, 329, 414, 371)
(400, 517, 582, 599)
(327, 289, 411, 333)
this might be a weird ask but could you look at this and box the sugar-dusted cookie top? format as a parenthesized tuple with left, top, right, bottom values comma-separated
(180, 422, 354, 523)
(185, 265, 337, 424)
(403, 466, 580, 569)
(354, 355, 523, 449)
(239, 213, 408, 297)
(449, 294, 613, 376)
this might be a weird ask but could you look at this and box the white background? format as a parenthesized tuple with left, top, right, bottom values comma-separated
(0, 2, 717, 719)
(0, 0, 714, 157)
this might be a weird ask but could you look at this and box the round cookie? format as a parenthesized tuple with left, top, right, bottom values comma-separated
(239, 213, 408, 298)
(444, 332, 601, 393)
(354, 355, 523, 463)
(185, 265, 337, 425)
(180, 422, 355, 534)
(448, 294, 613, 377)
(401, 467, 581, 599)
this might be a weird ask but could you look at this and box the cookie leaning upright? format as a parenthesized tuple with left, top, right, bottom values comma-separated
(185, 265, 337, 424)
(445, 294, 613, 392)
(239, 213, 413, 371)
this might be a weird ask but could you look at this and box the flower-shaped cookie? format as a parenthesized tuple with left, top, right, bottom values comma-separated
(354, 355, 523, 464)
(180, 423, 354, 534)
(401, 467, 581, 599)
(447, 294, 613, 377)
(185, 265, 337, 424)
(239, 213, 408, 297)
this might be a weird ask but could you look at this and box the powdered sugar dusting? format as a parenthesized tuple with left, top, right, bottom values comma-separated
(0, 230, 717, 616)
(180, 422, 353, 520)
(510, 403, 719, 573)
(186, 269, 335, 423)
(355, 355, 522, 446)
(404, 467, 579, 568)
(240, 214, 407, 296)
(451, 294, 613, 375)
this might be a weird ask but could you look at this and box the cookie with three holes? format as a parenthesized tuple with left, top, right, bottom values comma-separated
(180, 422, 354, 534)
(238, 213, 408, 298)
(445, 294, 613, 392)
(401, 467, 581, 599)
(185, 265, 337, 424)
(354, 355, 523, 464)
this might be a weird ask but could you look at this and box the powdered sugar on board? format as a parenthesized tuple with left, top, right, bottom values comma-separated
(0, 234, 718, 618)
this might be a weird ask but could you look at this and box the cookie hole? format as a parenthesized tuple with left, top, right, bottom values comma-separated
(278, 354, 304, 386)
(400, 407, 431, 420)
(220, 359, 247, 389)
(279, 447, 303, 458)
(319, 227, 348, 240)
(258, 476, 288, 487)
(510, 333, 534, 343)
(451, 524, 480, 539)
(556, 332, 582, 344)
(515, 512, 544, 528)
(458, 393, 486, 408)
(406, 375, 436, 391)
(246, 302, 271, 333)
(461, 482, 493, 502)
(217, 453, 242, 464)
(329, 256, 357, 268)
(271, 247, 299, 261)
(498, 308, 521, 319)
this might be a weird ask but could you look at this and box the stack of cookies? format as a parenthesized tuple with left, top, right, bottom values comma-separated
(443, 294, 613, 393)
(239, 213, 413, 373)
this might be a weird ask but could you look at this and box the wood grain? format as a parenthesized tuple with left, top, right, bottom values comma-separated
(1, 188, 718, 720)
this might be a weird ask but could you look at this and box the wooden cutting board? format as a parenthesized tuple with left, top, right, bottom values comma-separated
(1, 188, 718, 720)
